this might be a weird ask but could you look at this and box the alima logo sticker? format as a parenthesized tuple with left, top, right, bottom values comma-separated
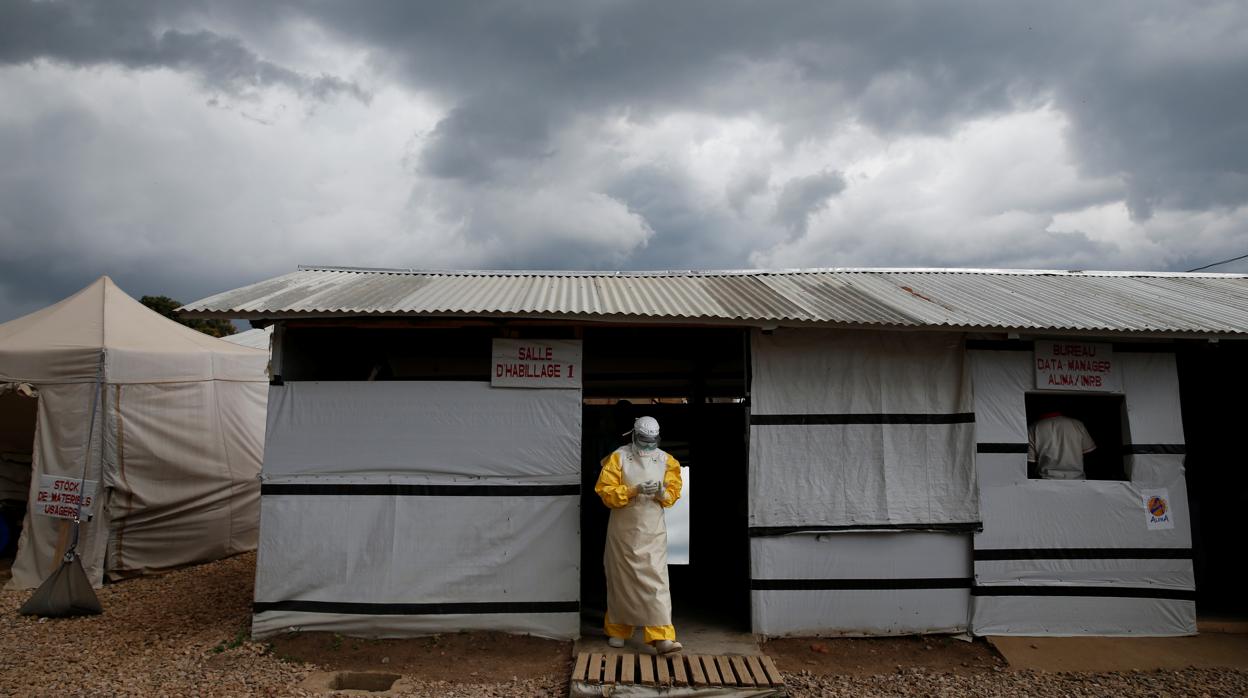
(1141, 488, 1175, 531)
(1147, 496, 1167, 518)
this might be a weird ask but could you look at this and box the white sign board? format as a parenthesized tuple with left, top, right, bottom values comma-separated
(1034, 341, 1119, 392)
(34, 476, 98, 520)
(1141, 488, 1175, 530)
(491, 339, 583, 389)
(666, 466, 690, 565)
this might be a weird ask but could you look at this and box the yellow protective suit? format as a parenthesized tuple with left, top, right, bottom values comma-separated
(594, 444, 682, 644)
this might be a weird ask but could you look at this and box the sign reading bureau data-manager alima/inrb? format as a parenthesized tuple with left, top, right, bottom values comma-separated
(491, 339, 583, 389)
(1034, 340, 1120, 392)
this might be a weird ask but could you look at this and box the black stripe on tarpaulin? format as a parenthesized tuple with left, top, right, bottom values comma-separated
(751, 413, 975, 426)
(974, 547, 1193, 561)
(972, 586, 1195, 601)
(253, 600, 579, 615)
(966, 340, 1033, 352)
(1127, 444, 1186, 455)
(749, 522, 983, 536)
(965, 340, 1177, 354)
(977, 443, 1029, 453)
(752, 578, 972, 591)
(261, 483, 580, 497)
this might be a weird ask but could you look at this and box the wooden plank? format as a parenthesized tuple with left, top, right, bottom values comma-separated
(588, 653, 603, 684)
(687, 655, 707, 685)
(656, 654, 670, 685)
(759, 655, 785, 687)
(603, 654, 619, 684)
(746, 655, 770, 686)
(701, 655, 722, 685)
(572, 652, 590, 682)
(638, 654, 655, 685)
(672, 654, 689, 685)
(730, 656, 755, 686)
(620, 653, 635, 684)
(715, 656, 738, 686)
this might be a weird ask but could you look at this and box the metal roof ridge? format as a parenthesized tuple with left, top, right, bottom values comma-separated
(294, 264, 1248, 279)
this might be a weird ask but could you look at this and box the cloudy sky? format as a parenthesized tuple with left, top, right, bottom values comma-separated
(2, 1, 1247, 321)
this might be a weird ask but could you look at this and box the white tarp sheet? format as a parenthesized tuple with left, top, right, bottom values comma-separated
(969, 346, 1195, 636)
(253, 380, 581, 639)
(263, 381, 580, 483)
(749, 330, 978, 528)
(751, 531, 971, 636)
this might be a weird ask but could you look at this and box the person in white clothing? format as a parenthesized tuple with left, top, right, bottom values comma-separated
(594, 416, 684, 655)
(1028, 411, 1096, 479)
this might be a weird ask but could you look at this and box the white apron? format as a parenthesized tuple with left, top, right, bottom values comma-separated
(604, 445, 673, 627)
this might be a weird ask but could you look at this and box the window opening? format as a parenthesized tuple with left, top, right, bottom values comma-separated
(1024, 393, 1129, 480)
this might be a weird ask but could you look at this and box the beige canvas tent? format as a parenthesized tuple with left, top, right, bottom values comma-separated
(0, 277, 267, 588)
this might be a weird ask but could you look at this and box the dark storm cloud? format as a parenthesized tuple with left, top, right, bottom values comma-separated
(420, 93, 556, 182)
(0, 0, 367, 102)
(6, 1, 1245, 217)
(280, 1, 1248, 251)
(774, 171, 847, 238)
(2, 1, 1248, 321)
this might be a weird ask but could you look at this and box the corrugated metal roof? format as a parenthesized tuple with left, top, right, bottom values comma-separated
(180, 266, 1248, 336)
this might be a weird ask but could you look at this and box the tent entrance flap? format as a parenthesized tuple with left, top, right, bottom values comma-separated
(0, 386, 37, 558)
(21, 360, 103, 618)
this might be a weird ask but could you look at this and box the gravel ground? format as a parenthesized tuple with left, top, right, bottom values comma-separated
(782, 666, 1248, 696)
(2, 553, 1246, 697)
(0, 553, 570, 697)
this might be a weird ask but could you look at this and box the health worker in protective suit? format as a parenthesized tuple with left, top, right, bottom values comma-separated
(594, 416, 683, 654)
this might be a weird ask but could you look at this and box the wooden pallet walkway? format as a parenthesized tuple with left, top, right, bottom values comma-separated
(571, 651, 785, 692)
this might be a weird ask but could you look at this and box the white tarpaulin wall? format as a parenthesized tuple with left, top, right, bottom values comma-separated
(970, 346, 1195, 635)
(253, 381, 582, 639)
(0, 277, 267, 589)
(749, 329, 977, 635)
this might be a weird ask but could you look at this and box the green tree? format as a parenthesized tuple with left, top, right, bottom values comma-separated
(140, 295, 237, 338)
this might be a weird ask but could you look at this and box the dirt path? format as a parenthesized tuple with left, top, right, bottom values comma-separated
(766, 635, 1005, 676)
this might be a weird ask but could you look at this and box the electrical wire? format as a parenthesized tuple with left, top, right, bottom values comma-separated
(1186, 252, 1248, 272)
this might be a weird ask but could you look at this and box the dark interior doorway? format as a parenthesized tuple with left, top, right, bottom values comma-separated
(579, 326, 751, 635)
(0, 390, 37, 562)
(1178, 341, 1248, 617)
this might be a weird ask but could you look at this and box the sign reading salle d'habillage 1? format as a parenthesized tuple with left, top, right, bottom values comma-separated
(491, 338, 583, 389)
(1034, 340, 1120, 392)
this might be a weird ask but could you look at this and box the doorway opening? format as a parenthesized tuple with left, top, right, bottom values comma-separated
(579, 326, 751, 640)
(1178, 341, 1248, 618)
(0, 387, 37, 577)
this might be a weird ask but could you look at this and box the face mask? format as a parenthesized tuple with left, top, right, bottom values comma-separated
(634, 437, 659, 452)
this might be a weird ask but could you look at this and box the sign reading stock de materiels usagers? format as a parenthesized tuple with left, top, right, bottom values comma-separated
(491, 339, 583, 389)
(1034, 340, 1120, 392)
